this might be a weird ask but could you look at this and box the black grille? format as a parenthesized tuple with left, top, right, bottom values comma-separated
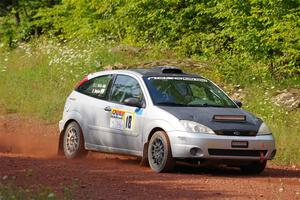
(215, 130, 257, 136)
(208, 149, 267, 157)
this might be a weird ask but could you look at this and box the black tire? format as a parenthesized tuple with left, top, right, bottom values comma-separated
(148, 131, 175, 173)
(240, 161, 267, 174)
(63, 121, 87, 159)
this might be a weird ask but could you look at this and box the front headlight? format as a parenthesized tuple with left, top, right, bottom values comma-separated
(257, 122, 272, 135)
(180, 120, 215, 134)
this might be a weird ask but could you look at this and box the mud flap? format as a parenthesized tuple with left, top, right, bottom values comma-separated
(57, 131, 65, 156)
(140, 142, 149, 166)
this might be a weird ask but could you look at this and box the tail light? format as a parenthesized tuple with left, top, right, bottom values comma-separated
(75, 76, 88, 89)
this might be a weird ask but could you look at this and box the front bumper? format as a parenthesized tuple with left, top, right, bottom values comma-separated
(168, 131, 276, 161)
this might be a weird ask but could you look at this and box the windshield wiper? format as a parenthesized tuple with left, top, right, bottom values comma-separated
(202, 103, 223, 107)
(201, 103, 237, 108)
(156, 102, 187, 107)
(189, 103, 225, 107)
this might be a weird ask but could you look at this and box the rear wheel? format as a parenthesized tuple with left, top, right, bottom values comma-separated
(63, 121, 87, 159)
(240, 161, 267, 174)
(148, 131, 175, 173)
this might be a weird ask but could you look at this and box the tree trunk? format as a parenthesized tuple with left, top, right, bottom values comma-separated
(12, 0, 20, 26)
(48, 0, 58, 7)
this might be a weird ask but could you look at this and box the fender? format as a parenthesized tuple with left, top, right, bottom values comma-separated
(143, 119, 176, 145)
(140, 119, 177, 164)
(61, 111, 85, 133)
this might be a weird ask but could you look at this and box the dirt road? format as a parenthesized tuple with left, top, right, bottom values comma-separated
(0, 114, 299, 199)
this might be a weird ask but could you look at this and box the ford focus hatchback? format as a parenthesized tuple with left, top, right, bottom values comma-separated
(58, 66, 276, 173)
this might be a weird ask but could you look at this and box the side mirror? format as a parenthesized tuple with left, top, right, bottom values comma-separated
(234, 100, 243, 108)
(123, 97, 143, 108)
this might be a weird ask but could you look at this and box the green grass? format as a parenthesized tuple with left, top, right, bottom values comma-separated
(241, 86, 300, 165)
(0, 38, 177, 120)
(0, 182, 79, 200)
(0, 37, 299, 165)
(0, 183, 56, 200)
(0, 173, 79, 199)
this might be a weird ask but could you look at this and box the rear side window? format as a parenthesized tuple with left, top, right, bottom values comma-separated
(110, 75, 144, 103)
(77, 75, 113, 99)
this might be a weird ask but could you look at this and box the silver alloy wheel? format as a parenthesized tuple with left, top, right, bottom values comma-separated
(65, 127, 79, 155)
(151, 138, 165, 165)
(63, 121, 87, 159)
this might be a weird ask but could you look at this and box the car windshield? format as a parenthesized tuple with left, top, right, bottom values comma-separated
(144, 76, 237, 108)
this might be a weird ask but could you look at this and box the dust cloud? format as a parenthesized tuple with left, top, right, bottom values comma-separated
(0, 115, 59, 157)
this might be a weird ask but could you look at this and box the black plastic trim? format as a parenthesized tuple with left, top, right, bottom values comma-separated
(208, 149, 267, 157)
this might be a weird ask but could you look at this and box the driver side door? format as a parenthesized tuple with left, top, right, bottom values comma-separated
(104, 74, 145, 154)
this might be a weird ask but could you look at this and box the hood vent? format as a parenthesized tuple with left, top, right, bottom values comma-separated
(213, 115, 246, 122)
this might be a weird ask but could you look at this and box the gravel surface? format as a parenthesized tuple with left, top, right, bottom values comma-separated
(0, 114, 299, 200)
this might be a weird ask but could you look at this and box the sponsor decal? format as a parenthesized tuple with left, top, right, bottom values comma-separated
(110, 109, 135, 130)
(135, 108, 143, 115)
(148, 77, 207, 82)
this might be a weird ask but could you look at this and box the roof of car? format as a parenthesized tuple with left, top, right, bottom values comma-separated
(88, 66, 203, 80)
(129, 66, 201, 77)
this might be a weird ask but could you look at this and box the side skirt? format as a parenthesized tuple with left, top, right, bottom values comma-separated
(85, 143, 143, 157)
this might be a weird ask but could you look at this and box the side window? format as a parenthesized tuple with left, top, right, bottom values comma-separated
(110, 75, 144, 103)
(77, 75, 112, 99)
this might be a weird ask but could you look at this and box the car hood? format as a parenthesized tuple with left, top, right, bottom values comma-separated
(158, 106, 262, 132)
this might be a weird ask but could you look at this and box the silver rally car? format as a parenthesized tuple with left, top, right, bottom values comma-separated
(58, 66, 276, 173)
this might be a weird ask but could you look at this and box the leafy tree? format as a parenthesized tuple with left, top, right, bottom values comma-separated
(1, 0, 299, 77)
(0, 0, 61, 47)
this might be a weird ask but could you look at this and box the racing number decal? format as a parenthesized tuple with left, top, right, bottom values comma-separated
(110, 109, 135, 131)
(125, 113, 133, 130)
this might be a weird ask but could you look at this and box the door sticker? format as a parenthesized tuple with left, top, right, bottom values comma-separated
(110, 109, 135, 131)
(135, 108, 143, 115)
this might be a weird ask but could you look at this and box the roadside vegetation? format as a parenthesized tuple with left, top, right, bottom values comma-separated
(0, 182, 56, 200)
(0, 0, 299, 166)
(0, 180, 77, 200)
(0, 169, 79, 199)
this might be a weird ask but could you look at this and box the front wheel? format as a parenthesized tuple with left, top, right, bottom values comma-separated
(240, 161, 267, 174)
(148, 131, 175, 173)
(63, 121, 87, 159)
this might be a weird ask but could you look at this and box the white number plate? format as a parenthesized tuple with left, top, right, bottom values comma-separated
(231, 141, 248, 148)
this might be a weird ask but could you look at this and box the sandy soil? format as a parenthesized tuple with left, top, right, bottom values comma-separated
(0, 114, 299, 200)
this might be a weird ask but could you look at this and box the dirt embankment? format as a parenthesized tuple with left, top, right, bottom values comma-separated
(0, 114, 300, 200)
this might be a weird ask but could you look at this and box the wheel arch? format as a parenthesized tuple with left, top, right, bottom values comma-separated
(147, 127, 166, 142)
(143, 119, 174, 144)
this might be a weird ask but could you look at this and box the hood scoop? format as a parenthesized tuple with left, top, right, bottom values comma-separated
(213, 115, 246, 122)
